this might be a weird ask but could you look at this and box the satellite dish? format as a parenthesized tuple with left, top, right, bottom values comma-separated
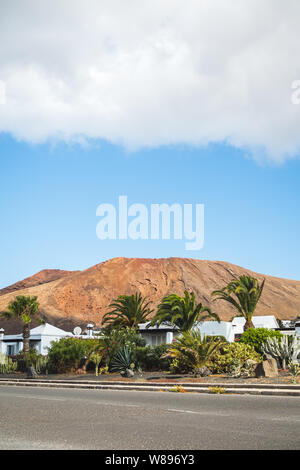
(73, 326, 82, 336)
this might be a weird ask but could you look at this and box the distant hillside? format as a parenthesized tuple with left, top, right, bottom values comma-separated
(0, 269, 77, 296)
(0, 257, 299, 334)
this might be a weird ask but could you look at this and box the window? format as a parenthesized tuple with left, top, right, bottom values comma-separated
(151, 334, 165, 346)
(7, 345, 15, 356)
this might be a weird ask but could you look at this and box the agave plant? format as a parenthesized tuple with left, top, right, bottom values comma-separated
(261, 335, 300, 369)
(163, 330, 224, 376)
(110, 346, 135, 373)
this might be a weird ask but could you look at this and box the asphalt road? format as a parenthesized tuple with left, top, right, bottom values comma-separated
(0, 385, 299, 450)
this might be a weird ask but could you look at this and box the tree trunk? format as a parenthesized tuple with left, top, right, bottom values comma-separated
(244, 319, 254, 331)
(23, 323, 30, 354)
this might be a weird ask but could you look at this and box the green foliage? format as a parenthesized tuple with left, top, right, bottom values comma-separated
(168, 385, 187, 393)
(1, 295, 43, 353)
(207, 342, 262, 374)
(288, 362, 300, 383)
(209, 386, 226, 394)
(261, 335, 300, 369)
(163, 331, 224, 375)
(212, 275, 265, 329)
(35, 355, 50, 374)
(1, 295, 40, 324)
(102, 327, 145, 368)
(110, 346, 135, 373)
(0, 353, 18, 374)
(240, 328, 283, 353)
(90, 352, 103, 376)
(98, 365, 109, 375)
(150, 291, 220, 332)
(135, 344, 173, 371)
(102, 292, 153, 330)
(18, 348, 38, 367)
(169, 356, 192, 374)
(16, 351, 50, 374)
(227, 357, 254, 378)
(47, 337, 102, 372)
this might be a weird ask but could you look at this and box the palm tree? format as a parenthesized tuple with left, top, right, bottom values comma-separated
(149, 290, 220, 332)
(1, 295, 42, 354)
(211, 275, 265, 331)
(102, 292, 153, 330)
(162, 330, 224, 376)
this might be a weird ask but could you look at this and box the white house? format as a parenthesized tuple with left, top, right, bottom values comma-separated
(138, 322, 179, 346)
(0, 315, 296, 355)
(231, 315, 279, 336)
(138, 315, 282, 345)
(0, 323, 73, 356)
(0, 322, 106, 356)
(193, 321, 235, 342)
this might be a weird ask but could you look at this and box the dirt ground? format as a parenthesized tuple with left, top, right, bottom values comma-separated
(1, 369, 299, 385)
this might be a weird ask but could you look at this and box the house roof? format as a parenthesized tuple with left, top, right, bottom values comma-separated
(231, 315, 279, 328)
(29, 323, 72, 336)
(138, 322, 179, 331)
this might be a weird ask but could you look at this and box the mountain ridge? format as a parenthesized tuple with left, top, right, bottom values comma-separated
(0, 257, 299, 334)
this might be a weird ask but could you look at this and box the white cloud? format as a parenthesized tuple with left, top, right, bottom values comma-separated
(1, 0, 300, 162)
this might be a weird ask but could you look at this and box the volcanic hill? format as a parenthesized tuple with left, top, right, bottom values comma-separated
(0, 257, 299, 333)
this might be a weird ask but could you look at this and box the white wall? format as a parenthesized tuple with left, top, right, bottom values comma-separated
(194, 321, 235, 342)
(231, 316, 279, 335)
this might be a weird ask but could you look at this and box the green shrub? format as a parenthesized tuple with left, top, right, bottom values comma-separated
(17, 352, 50, 374)
(0, 353, 18, 374)
(240, 328, 283, 353)
(102, 327, 145, 368)
(165, 332, 224, 375)
(207, 342, 262, 374)
(209, 386, 226, 394)
(47, 337, 101, 373)
(169, 356, 192, 374)
(135, 344, 173, 371)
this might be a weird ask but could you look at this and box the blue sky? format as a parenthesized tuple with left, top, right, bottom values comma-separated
(1, 2, 300, 287)
(1, 132, 299, 288)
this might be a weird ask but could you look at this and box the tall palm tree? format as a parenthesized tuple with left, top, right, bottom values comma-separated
(211, 275, 265, 331)
(102, 292, 153, 330)
(163, 330, 224, 376)
(1, 295, 42, 354)
(149, 290, 220, 332)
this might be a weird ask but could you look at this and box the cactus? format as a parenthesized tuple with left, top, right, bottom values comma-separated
(0, 354, 18, 374)
(261, 336, 300, 369)
(228, 358, 254, 378)
(90, 352, 103, 376)
(288, 361, 300, 384)
(35, 355, 49, 374)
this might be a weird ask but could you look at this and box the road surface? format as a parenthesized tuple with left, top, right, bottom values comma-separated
(0, 385, 299, 450)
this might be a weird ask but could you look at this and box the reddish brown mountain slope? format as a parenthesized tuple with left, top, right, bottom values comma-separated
(0, 257, 299, 333)
(0, 269, 77, 296)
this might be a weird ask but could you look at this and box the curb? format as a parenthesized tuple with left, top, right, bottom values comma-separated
(0, 377, 299, 389)
(0, 378, 299, 397)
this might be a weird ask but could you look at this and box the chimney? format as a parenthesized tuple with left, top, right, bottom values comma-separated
(86, 323, 94, 337)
